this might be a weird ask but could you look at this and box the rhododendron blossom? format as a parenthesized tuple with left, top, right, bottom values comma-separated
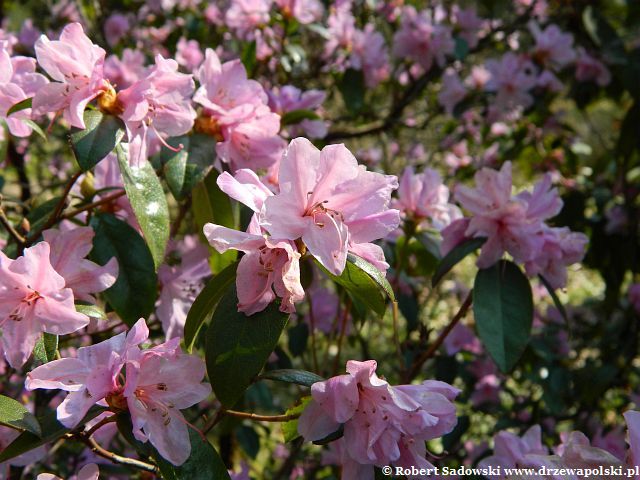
(298, 360, 459, 478)
(0, 242, 89, 368)
(261, 138, 400, 275)
(37, 463, 99, 480)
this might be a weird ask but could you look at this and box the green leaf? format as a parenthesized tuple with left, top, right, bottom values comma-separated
(154, 430, 231, 480)
(240, 41, 257, 75)
(0, 406, 104, 462)
(316, 255, 392, 317)
(538, 275, 569, 324)
(454, 37, 469, 60)
(6, 97, 32, 116)
(338, 69, 365, 113)
(75, 303, 108, 320)
(205, 287, 289, 407)
(184, 261, 239, 352)
(116, 144, 169, 269)
(24, 120, 47, 141)
(161, 134, 216, 200)
(192, 168, 237, 273)
(582, 6, 627, 65)
(258, 369, 324, 387)
(432, 237, 486, 287)
(90, 213, 157, 326)
(0, 396, 41, 437)
(473, 260, 534, 373)
(281, 396, 311, 442)
(70, 110, 125, 171)
(26, 197, 62, 239)
(32, 333, 58, 366)
(281, 109, 320, 126)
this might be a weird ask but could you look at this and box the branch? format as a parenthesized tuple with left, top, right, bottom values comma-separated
(61, 190, 126, 220)
(405, 290, 473, 382)
(84, 414, 117, 438)
(79, 436, 159, 474)
(0, 197, 26, 245)
(222, 409, 301, 423)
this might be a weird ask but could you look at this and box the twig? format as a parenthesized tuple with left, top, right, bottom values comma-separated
(222, 409, 300, 423)
(405, 291, 473, 382)
(84, 414, 117, 438)
(61, 190, 126, 220)
(0, 198, 26, 245)
(80, 436, 158, 474)
(202, 407, 226, 434)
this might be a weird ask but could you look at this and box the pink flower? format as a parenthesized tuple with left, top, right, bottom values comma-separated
(275, 0, 323, 24)
(537, 69, 563, 92)
(123, 335, 211, 465)
(394, 166, 461, 231)
(443, 323, 482, 355)
(624, 410, 640, 474)
(575, 47, 611, 86)
(104, 49, 148, 90)
(438, 69, 467, 115)
(103, 13, 130, 46)
(478, 425, 548, 472)
(176, 37, 204, 72)
(261, 138, 400, 275)
(25, 319, 148, 427)
(453, 6, 484, 48)
(268, 85, 327, 138)
(324, 4, 356, 59)
(117, 54, 196, 166)
(392, 6, 454, 72)
(0, 243, 89, 368)
(37, 463, 99, 480)
(0, 44, 49, 137)
(225, 0, 272, 39)
(529, 22, 576, 70)
(42, 226, 118, 303)
(350, 25, 390, 88)
(485, 53, 538, 112)
(298, 360, 459, 477)
(156, 236, 211, 339)
(204, 169, 305, 315)
(33, 23, 109, 129)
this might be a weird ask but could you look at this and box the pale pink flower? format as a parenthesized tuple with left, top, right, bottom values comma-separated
(444, 140, 473, 172)
(478, 425, 548, 473)
(298, 360, 459, 477)
(123, 335, 211, 465)
(0, 243, 89, 368)
(324, 4, 357, 59)
(575, 47, 611, 86)
(470, 373, 501, 407)
(33, 23, 109, 129)
(103, 13, 130, 46)
(466, 64, 491, 90)
(537, 70, 563, 92)
(0, 425, 47, 477)
(156, 236, 211, 339)
(176, 37, 204, 72)
(37, 463, 99, 480)
(453, 6, 484, 48)
(443, 323, 482, 355)
(42, 226, 118, 302)
(392, 6, 454, 72)
(350, 25, 390, 87)
(485, 53, 538, 112)
(25, 319, 148, 427)
(438, 69, 467, 115)
(591, 424, 626, 461)
(628, 284, 640, 314)
(394, 166, 461, 231)
(529, 22, 576, 70)
(0, 44, 48, 137)
(117, 54, 195, 166)
(18, 19, 41, 50)
(624, 410, 640, 473)
(261, 138, 400, 275)
(225, 0, 272, 39)
(268, 85, 327, 138)
(276, 0, 323, 24)
(104, 49, 147, 90)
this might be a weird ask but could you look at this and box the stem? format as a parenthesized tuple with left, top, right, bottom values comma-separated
(222, 409, 300, 423)
(392, 301, 404, 374)
(332, 297, 352, 376)
(0, 198, 26, 245)
(84, 414, 117, 438)
(202, 407, 225, 434)
(61, 190, 126, 220)
(307, 298, 320, 373)
(80, 436, 159, 474)
(405, 291, 473, 382)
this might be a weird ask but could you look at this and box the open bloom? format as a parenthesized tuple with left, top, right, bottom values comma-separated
(0, 242, 89, 368)
(298, 360, 459, 479)
(0, 44, 48, 137)
(478, 425, 548, 473)
(438, 69, 467, 115)
(529, 22, 576, 70)
(485, 53, 538, 113)
(261, 138, 400, 275)
(33, 23, 109, 129)
(42, 226, 118, 302)
(37, 463, 99, 480)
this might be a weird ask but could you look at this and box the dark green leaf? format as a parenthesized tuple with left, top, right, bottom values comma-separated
(205, 287, 289, 407)
(184, 261, 238, 352)
(338, 69, 365, 113)
(582, 6, 627, 65)
(161, 134, 216, 200)
(240, 41, 257, 75)
(0, 406, 104, 462)
(90, 213, 157, 326)
(70, 110, 125, 171)
(287, 323, 308, 357)
(258, 369, 324, 387)
(154, 430, 231, 480)
(26, 197, 62, 240)
(281, 109, 320, 126)
(0, 396, 41, 437)
(473, 260, 534, 373)
(316, 255, 392, 317)
(32, 333, 58, 367)
(432, 237, 486, 287)
(236, 425, 260, 459)
(116, 144, 169, 269)
(454, 37, 469, 60)
(6, 98, 32, 116)
(617, 102, 640, 157)
(538, 275, 569, 324)
(312, 424, 344, 445)
(23, 120, 47, 141)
